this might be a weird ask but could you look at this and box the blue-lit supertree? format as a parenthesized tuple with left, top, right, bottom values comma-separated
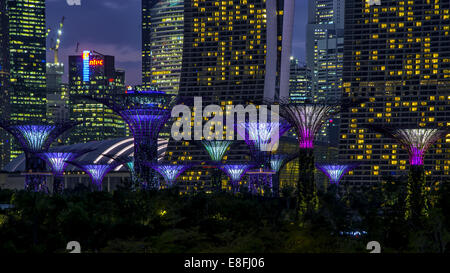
(236, 120, 291, 195)
(78, 92, 178, 190)
(201, 140, 232, 190)
(316, 163, 360, 185)
(0, 120, 80, 192)
(149, 163, 193, 188)
(218, 163, 253, 193)
(38, 150, 92, 194)
(270, 154, 296, 197)
(68, 162, 118, 191)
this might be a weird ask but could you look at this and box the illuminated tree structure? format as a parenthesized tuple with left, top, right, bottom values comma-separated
(68, 162, 118, 191)
(278, 102, 337, 216)
(374, 127, 448, 221)
(270, 154, 295, 197)
(102, 154, 138, 189)
(0, 121, 79, 192)
(81, 92, 178, 190)
(219, 164, 253, 193)
(316, 163, 360, 185)
(201, 140, 232, 190)
(149, 164, 193, 188)
(38, 150, 91, 194)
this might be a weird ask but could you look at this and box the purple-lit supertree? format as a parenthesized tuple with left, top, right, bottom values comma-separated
(68, 161, 119, 191)
(218, 164, 253, 193)
(78, 92, 178, 190)
(201, 140, 232, 190)
(148, 163, 193, 188)
(38, 150, 92, 194)
(370, 126, 448, 221)
(316, 163, 360, 185)
(236, 121, 291, 195)
(0, 120, 80, 192)
(278, 101, 338, 216)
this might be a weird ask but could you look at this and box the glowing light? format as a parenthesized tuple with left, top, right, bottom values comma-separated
(83, 50, 90, 81)
(81, 164, 113, 190)
(13, 125, 56, 152)
(150, 164, 192, 187)
(316, 164, 360, 184)
(89, 59, 104, 66)
(237, 121, 291, 153)
(280, 104, 336, 149)
(202, 140, 232, 162)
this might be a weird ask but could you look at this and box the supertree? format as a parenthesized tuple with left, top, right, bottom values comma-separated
(277, 101, 338, 216)
(316, 163, 360, 185)
(218, 164, 253, 193)
(67, 162, 119, 191)
(370, 126, 448, 221)
(78, 92, 179, 190)
(148, 163, 193, 188)
(236, 121, 291, 195)
(201, 140, 233, 190)
(270, 154, 297, 197)
(38, 150, 92, 194)
(0, 120, 80, 192)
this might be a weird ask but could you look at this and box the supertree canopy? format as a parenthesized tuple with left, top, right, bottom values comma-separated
(38, 150, 92, 194)
(278, 104, 336, 149)
(389, 129, 447, 166)
(316, 163, 360, 184)
(270, 154, 290, 173)
(201, 140, 232, 162)
(77, 92, 178, 190)
(149, 164, 193, 188)
(0, 120, 80, 192)
(68, 162, 117, 191)
(219, 164, 253, 193)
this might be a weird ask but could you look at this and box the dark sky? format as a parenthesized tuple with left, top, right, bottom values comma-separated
(47, 0, 307, 86)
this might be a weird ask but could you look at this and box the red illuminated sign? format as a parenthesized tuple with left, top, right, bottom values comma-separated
(89, 59, 104, 66)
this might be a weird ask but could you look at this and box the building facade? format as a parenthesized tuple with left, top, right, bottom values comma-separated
(142, 0, 184, 95)
(68, 51, 126, 144)
(289, 57, 310, 104)
(340, 0, 450, 188)
(0, 0, 9, 168)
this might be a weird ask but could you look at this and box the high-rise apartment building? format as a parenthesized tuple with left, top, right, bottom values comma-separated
(68, 51, 126, 144)
(163, 0, 295, 190)
(289, 57, 310, 104)
(142, 0, 184, 94)
(0, 0, 9, 168)
(306, 0, 345, 104)
(340, 0, 450, 188)
(5, 0, 47, 160)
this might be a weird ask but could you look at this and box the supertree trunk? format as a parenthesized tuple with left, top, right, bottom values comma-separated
(134, 140, 159, 190)
(297, 148, 318, 217)
(405, 165, 428, 223)
(52, 176, 64, 194)
(273, 173, 280, 197)
(211, 169, 222, 192)
(24, 153, 48, 192)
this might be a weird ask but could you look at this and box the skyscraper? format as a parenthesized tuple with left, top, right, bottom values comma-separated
(5, 0, 47, 160)
(68, 51, 126, 144)
(0, 0, 9, 168)
(142, 0, 184, 94)
(340, 0, 450, 188)
(165, 0, 295, 190)
(306, 0, 345, 104)
(289, 57, 310, 104)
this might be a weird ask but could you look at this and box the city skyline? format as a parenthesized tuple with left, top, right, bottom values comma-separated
(46, 0, 308, 86)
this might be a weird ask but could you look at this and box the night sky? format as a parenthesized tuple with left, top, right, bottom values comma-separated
(47, 0, 308, 86)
